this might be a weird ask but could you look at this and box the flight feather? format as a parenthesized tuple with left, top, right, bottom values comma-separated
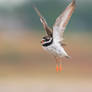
(53, 0, 75, 43)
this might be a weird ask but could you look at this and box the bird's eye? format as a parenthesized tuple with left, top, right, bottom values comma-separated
(43, 37, 46, 39)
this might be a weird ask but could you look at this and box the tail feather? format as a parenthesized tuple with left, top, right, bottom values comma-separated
(65, 56, 71, 59)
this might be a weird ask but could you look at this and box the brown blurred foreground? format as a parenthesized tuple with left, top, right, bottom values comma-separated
(0, 30, 92, 92)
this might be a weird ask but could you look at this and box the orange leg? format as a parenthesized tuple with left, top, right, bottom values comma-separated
(56, 64, 59, 72)
(59, 58, 63, 72)
(55, 57, 63, 72)
(59, 63, 62, 72)
(55, 57, 59, 72)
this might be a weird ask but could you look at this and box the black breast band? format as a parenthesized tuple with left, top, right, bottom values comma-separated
(42, 39, 53, 47)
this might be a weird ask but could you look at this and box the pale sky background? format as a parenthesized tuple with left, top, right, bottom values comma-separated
(0, 0, 26, 6)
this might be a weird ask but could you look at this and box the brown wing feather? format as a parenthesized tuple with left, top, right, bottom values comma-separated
(33, 6, 52, 37)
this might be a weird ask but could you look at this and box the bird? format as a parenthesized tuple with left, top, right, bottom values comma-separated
(34, 0, 76, 72)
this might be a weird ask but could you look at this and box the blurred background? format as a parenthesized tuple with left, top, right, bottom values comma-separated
(0, 0, 92, 92)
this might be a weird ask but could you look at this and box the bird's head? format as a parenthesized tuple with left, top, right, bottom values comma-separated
(41, 36, 53, 46)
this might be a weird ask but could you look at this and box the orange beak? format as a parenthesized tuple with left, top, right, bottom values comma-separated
(41, 40, 44, 44)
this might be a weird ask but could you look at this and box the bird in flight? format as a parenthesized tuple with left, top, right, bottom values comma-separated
(34, 0, 76, 72)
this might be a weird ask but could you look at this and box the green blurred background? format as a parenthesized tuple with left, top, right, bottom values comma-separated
(0, 0, 92, 92)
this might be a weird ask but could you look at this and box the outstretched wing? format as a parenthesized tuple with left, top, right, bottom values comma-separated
(33, 6, 52, 37)
(53, 0, 75, 43)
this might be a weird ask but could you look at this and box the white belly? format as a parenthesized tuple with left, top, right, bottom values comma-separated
(42, 42, 68, 57)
